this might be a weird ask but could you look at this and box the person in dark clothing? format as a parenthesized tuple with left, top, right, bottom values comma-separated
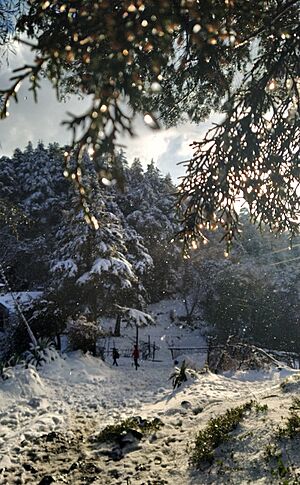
(132, 344, 140, 370)
(112, 347, 119, 366)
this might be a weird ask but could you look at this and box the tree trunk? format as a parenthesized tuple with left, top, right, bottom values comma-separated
(114, 314, 121, 336)
(136, 325, 139, 347)
(56, 334, 61, 351)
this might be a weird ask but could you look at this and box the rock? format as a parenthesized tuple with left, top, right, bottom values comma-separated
(20, 439, 30, 447)
(181, 400, 192, 409)
(108, 468, 120, 478)
(45, 431, 60, 442)
(27, 451, 39, 462)
(165, 436, 177, 445)
(24, 432, 34, 441)
(135, 464, 150, 472)
(14, 478, 23, 485)
(122, 441, 142, 454)
(23, 463, 37, 473)
(174, 419, 183, 427)
(97, 446, 114, 457)
(117, 429, 143, 455)
(125, 428, 143, 440)
(38, 475, 55, 485)
(148, 433, 157, 443)
(68, 461, 80, 472)
(80, 462, 102, 474)
(28, 398, 42, 408)
(119, 430, 142, 448)
(108, 446, 123, 461)
(192, 406, 203, 415)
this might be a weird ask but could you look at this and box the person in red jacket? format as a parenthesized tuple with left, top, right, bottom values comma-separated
(132, 344, 140, 370)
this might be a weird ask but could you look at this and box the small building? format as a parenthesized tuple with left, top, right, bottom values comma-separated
(0, 292, 42, 332)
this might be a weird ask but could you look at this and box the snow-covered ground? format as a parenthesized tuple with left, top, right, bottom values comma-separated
(1, 299, 300, 484)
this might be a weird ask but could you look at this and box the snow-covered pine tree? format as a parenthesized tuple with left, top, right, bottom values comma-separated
(117, 158, 180, 301)
(6, 142, 71, 287)
(49, 170, 143, 330)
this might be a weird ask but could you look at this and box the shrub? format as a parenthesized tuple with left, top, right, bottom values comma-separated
(264, 444, 294, 481)
(169, 360, 188, 389)
(1, 358, 14, 380)
(277, 412, 300, 439)
(23, 338, 59, 369)
(190, 401, 253, 468)
(67, 315, 102, 355)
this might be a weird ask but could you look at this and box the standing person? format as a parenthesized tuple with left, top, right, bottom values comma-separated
(132, 344, 140, 370)
(112, 347, 119, 366)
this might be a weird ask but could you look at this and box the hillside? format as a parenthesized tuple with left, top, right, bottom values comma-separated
(1, 300, 300, 485)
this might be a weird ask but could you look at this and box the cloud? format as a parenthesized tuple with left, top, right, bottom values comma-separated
(157, 134, 189, 180)
(155, 121, 217, 181)
(0, 42, 90, 155)
(0, 43, 220, 181)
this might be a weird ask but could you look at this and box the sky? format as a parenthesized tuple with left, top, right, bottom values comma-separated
(0, 42, 214, 182)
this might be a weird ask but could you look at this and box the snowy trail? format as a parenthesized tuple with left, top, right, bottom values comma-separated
(1, 301, 300, 484)
(1, 351, 295, 484)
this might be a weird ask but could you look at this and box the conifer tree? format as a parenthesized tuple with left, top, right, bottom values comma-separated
(1, 1, 298, 246)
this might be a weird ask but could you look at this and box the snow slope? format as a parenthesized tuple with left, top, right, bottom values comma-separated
(1, 299, 300, 484)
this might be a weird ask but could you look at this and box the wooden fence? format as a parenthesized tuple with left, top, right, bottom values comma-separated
(168, 343, 300, 370)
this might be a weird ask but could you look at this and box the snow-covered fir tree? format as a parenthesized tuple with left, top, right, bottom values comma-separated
(49, 171, 149, 332)
(116, 157, 180, 301)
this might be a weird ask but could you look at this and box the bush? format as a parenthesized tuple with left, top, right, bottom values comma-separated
(67, 315, 102, 355)
(208, 341, 273, 373)
(190, 401, 253, 468)
(169, 360, 188, 389)
(0, 354, 22, 380)
(23, 337, 59, 369)
(204, 264, 300, 353)
(2, 296, 66, 361)
(277, 412, 300, 439)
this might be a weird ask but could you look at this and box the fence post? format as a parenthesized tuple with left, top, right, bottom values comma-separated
(152, 341, 156, 361)
(207, 337, 212, 369)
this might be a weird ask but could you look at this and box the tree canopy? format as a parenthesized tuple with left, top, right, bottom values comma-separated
(0, 0, 299, 250)
(0, 1, 24, 51)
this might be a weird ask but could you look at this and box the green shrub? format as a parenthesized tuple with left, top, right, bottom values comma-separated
(277, 412, 300, 439)
(169, 360, 188, 389)
(67, 316, 102, 355)
(264, 444, 292, 481)
(23, 337, 58, 369)
(190, 401, 253, 468)
(0, 354, 24, 380)
(254, 402, 268, 413)
(290, 397, 300, 410)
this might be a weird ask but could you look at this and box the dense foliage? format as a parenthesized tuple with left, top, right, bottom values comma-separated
(0, 1, 24, 45)
(0, 142, 299, 359)
(0, 1, 299, 248)
(0, 143, 178, 356)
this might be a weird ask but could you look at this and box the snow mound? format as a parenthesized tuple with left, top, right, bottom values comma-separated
(173, 353, 206, 372)
(0, 365, 46, 409)
(280, 373, 300, 393)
